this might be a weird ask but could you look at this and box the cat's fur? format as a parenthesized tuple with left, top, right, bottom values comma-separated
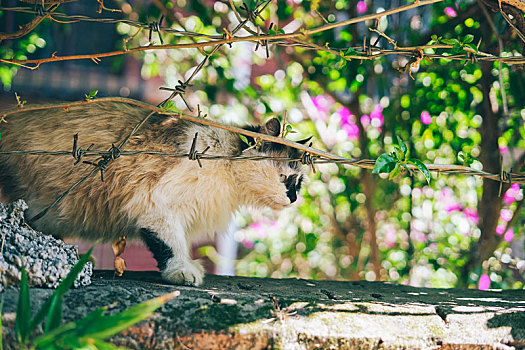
(0, 102, 305, 285)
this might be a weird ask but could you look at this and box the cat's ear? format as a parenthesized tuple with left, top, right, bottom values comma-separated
(261, 118, 281, 137)
(296, 136, 313, 144)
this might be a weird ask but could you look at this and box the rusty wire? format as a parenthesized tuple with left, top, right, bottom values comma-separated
(2, 0, 525, 67)
(1, 144, 523, 184)
(1, 99, 524, 186)
(1, 0, 275, 222)
(0, 6, 223, 39)
(1, 0, 524, 224)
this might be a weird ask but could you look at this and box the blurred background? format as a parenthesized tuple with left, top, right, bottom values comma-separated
(1, 0, 524, 289)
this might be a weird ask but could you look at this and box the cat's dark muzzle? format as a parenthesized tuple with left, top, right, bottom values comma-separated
(286, 189, 297, 203)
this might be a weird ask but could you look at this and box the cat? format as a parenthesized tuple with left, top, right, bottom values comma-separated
(0, 102, 306, 286)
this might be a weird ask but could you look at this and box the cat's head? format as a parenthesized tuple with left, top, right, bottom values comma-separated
(236, 118, 310, 210)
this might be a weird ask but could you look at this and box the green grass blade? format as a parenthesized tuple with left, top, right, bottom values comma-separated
(91, 339, 128, 350)
(15, 261, 31, 344)
(32, 308, 104, 348)
(44, 295, 63, 333)
(30, 247, 93, 332)
(78, 291, 179, 340)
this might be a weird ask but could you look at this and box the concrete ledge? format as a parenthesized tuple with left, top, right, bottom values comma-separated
(2, 271, 525, 349)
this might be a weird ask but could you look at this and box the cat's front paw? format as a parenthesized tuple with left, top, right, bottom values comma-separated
(161, 258, 204, 286)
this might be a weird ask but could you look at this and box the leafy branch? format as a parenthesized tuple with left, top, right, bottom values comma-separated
(372, 137, 431, 184)
(430, 34, 479, 54)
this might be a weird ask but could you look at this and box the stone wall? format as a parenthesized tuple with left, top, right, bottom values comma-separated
(2, 271, 525, 349)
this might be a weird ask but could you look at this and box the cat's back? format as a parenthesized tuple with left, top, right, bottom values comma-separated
(0, 102, 146, 151)
(0, 102, 166, 238)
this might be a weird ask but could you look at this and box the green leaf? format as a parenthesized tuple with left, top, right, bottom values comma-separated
(33, 308, 105, 348)
(345, 47, 356, 55)
(160, 100, 177, 112)
(244, 0, 257, 11)
(431, 34, 437, 41)
(465, 43, 478, 53)
(397, 136, 407, 156)
(75, 291, 179, 340)
(389, 163, 402, 180)
(372, 153, 396, 174)
(408, 159, 431, 184)
(337, 58, 347, 69)
(44, 295, 63, 333)
(393, 146, 404, 162)
(441, 38, 459, 45)
(239, 134, 252, 146)
(30, 247, 93, 332)
(284, 125, 297, 136)
(31, 322, 77, 348)
(90, 339, 128, 350)
(463, 34, 474, 43)
(15, 260, 31, 344)
(458, 151, 475, 167)
(85, 90, 98, 100)
(520, 165, 525, 172)
(451, 42, 463, 54)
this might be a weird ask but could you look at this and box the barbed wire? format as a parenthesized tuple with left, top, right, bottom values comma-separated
(2, 0, 525, 69)
(1, 0, 524, 224)
(1, 145, 523, 184)
(1, 0, 275, 222)
(1, 98, 524, 186)
(0, 6, 223, 40)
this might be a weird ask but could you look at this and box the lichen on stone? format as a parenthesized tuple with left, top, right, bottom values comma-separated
(0, 199, 92, 291)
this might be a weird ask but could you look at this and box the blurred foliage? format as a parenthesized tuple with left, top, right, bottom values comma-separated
(123, 0, 524, 289)
(0, 32, 46, 90)
(1, 0, 524, 289)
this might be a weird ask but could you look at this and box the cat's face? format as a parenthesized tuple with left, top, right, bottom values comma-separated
(238, 118, 307, 210)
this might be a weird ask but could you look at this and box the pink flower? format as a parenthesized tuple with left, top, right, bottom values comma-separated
(446, 204, 462, 212)
(249, 221, 268, 239)
(311, 95, 332, 121)
(504, 183, 521, 205)
(504, 228, 514, 242)
(463, 207, 478, 225)
(357, 1, 367, 14)
(420, 111, 432, 125)
(496, 224, 506, 235)
(370, 104, 384, 127)
(385, 229, 397, 248)
(499, 144, 508, 154)
(411, 230, 427, 243)
(444, 7, 457, 17)
(241, 239, 254, 249)
(338, 106, 353, 126)
(440, 187, 453, 200)
(342, 123, 359, 140)
(500, 208, 513, 223)
(249, 222, 262, 229)
(360, 115, 370, 127)
(478, 274, 490, 290)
